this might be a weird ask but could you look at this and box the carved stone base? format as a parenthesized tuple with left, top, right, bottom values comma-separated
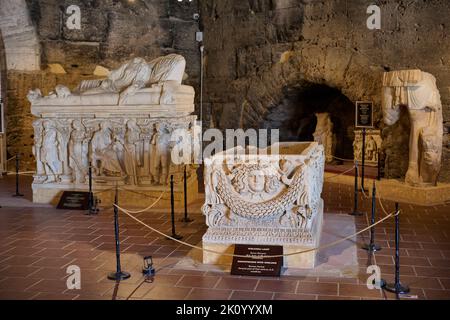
(203, 200, 323, 269)
(32, 173, 199, 208)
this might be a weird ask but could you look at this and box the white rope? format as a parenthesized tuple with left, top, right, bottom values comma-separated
(324, 165, 356, 181)
(332, 155, 355, 162)
(114, 202, 398, 259)
(115, 190, 167, 215)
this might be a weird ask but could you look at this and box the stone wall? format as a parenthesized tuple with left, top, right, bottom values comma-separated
(4, 0, 201, 170)
(200, 0, 450, 182)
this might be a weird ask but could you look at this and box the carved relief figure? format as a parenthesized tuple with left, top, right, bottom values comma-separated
(150, 123, 172, 185)
(41, 121, 62, 183)
(69, 120, 89, 183)
(353, 130, 382, 165)
(382, 70, 443, 186)
(32, 120, 46, 184)
(90, 121, 124, 177)
(231, 164, 280, 201)
(366, 136, 378, 162)
(124, 120, 142, 185)
(313, 113, 335, 163)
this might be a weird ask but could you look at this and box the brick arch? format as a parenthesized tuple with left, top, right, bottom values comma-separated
(0, 0, 40, 71)
(235, 45, 383, 130)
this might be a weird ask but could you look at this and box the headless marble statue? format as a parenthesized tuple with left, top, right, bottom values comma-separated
(313, 113, 335, 163)
(382, 70, 443, 187)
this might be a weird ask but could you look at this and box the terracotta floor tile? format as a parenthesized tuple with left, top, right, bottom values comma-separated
(296, 282, 338, 295)
(215, 277, 258, 291)
(229, 291, 273, 300)
(0, 290, 37, 300)
(256, 279, 297, 293)
(423, 289, 450, 300)
(0, 277, 42, 291)
(26, 279, 69, 293)
(186, 288, 232, 300)
(144, 286, 192, 300)
(177, 275, 220, 288)
(273, 293, 316, 300)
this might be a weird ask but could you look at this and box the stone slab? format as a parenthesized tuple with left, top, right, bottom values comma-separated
(174, 213, 358, 278)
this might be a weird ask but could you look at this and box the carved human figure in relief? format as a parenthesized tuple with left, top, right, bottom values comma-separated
(150, 123, 172, 185)
(69, 120, 89, 184)
(90, 121, 124, 177)
(74, 54, 186, 105)
(124, 120, 142, 185)
(32, 120, 45, 178)
(313, 113, 335, 163)
(382, 70, 443, 186)
(366, 136, 378, 162)
(41, 121, 62, 183)
(231, 164, 280, 201)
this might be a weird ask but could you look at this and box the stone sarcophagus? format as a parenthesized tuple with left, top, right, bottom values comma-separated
(28, 54, 198, 205)
(202, 142, 325, 269)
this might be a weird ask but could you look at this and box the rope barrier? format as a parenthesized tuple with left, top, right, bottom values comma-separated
(118, 187, 168, 200)
(332, 155, 355, 162)
(93, 187, 116, 195)
(324, 165, 356, 181)
(6, 171, 36, 176)
(114, 201, 398, 259)
(6, 156, 17, 162)
(115, 189, 167, 215)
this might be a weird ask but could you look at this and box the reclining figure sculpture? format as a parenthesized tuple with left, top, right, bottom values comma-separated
(28, 53, 187, 105)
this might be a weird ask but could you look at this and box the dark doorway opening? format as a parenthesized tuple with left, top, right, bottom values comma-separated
(261, 82, 355, 160)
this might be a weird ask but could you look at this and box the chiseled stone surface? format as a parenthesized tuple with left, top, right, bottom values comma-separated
(313, 113, 335, 163)
(2, 0, 201, 170)
(28, 55, 199, 204)
(202, 142, 325, 268)
(353, 129, 382, 167)
(200, 0, 450, 183)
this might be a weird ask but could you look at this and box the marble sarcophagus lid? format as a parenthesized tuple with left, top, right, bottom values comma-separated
(202, 142, 325, 269)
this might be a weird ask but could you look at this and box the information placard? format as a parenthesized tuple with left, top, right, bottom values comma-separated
(57, 191, 90, 210)
(355, 101, 374, 128)
(231, 244, 283, 277)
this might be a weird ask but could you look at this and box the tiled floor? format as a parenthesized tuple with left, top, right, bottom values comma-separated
(0, 175, 449, 300)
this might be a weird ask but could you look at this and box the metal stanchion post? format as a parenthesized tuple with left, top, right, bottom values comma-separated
(349, 161, 364, 216)
(87, 164, 99, 215)
(382, 203, 410, 298)
(13, 153, 24, 197)
(108, 186, 131, 281)
(169, 175, 183, 240)
(180, 166, 194, 223)
(361, 128, 367, 192)
(377, 151, 381, 181)
(362, 181, 381, 252)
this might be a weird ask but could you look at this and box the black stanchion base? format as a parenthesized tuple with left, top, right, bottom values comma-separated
(179, 217, 194, 223)
(107, 271, 131, 281)
(382, 282, 410, 295)
(13, 194, 24, 197)
(86, 209, 100, 216)
(349, 211, 364, 216)
(167, 234, 183, 241)
(362, 243, 382, 252)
